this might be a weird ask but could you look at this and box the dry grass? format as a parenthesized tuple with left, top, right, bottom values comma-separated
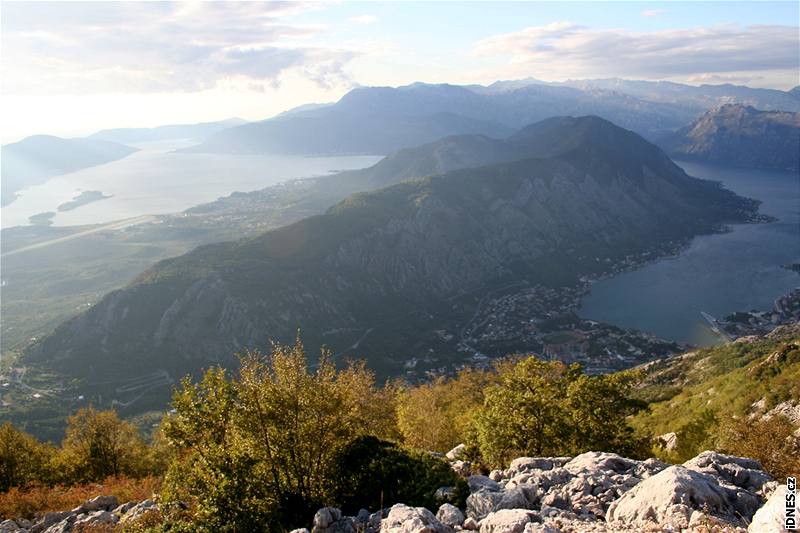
(0, 476, 161, 521)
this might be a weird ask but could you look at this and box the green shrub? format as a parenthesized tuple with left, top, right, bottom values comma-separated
(161, 338, 398, 531)
(0, 422, 54, 492)
(718, 413, 800, 480)
(396, 368, 491, 453)
(328, 436, 467, 515)
(473, 357, 647, 467)
(55, 408, 154, 485)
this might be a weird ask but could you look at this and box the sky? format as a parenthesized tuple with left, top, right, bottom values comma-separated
(1, 1, 798, 142)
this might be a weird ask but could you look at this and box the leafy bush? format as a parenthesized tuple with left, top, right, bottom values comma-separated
(328, 436, 468, 514)
(0, 422, 55, 492)
(161, 338, 397, 531)
(718, 413, 800, 480)
(473, 357, 647, 467)
(55, 408, 156, 484)
(396, 368, 491, 452)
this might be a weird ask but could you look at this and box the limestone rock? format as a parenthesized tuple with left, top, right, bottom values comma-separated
(380, 504, 453, 533)
(749, 485, 793, 533)
(683, 451, 772, 493)
(120, 499, 159, 523)
(468, 475, 502, 493)
(606, 465, 762, 528)
(436, 504, 465, 528)
(479, 509, 539, 533)
(446, 444, 467, 461)
(71, 495, 119, 514)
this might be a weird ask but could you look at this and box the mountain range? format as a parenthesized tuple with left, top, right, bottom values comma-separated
(660, 104, 800, 171)
(89, 117, 247, 144)
(24, 116, 761, 414)
(1, 136, 138, 206)
(182, 80, 800, 156)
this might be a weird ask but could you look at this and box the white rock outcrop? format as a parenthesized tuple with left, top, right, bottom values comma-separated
(749, 485, 793, 533)
(380, 504, 453, 533)
(605, 465, 762, 528)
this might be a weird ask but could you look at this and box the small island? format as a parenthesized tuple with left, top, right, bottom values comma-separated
(28, 211, 56, 226)
(57, 190, 112, 212)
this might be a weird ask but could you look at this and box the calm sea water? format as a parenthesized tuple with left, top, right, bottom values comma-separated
(579, 161, 800, 345)
(1, 139, 382, 228)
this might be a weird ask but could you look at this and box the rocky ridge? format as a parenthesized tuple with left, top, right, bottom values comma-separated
(295, 448, 786, 533)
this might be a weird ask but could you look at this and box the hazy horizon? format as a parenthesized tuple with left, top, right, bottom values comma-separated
(2, 1, 798, 142)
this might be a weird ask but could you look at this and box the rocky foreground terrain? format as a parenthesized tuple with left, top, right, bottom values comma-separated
(1, 448, 792, 533)
(293, 449, 790, 533)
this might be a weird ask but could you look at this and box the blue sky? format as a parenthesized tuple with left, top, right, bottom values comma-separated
(1, 1, 798, 141)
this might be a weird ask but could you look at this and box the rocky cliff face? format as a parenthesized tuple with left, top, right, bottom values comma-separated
(661, 104, 800, 171)
(24, 117, 760, 407)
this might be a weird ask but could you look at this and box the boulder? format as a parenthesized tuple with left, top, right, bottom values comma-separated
(446, 444, 467, 461)
(479, 509, 539, 533)
(0, 520, 21, 533)
(42, 515, 76, 533)
(463, 517, 479, 530)
(312, 507, 355, 533)
(683, 451, 772, 493)
(749, 485, 793, 532)
(451, 460, 472, 477)
(468, 475, 502, 493)
(606, 465, 762, 528)
(436, 504, 465, 528)
(31, 511, 72, 533)
(71, 494, 119, 514)
(74, 510, 118, 527)
(657, 432, 678, 452)
(112, 501, 137, 515)
(314, 508, 342, 530)
(563, 452, 637, 476)
(508, 458, 554, 474)
(121, 499, 159, 523)
(467, 490, 499, 520)
(380, 504, 453, 533)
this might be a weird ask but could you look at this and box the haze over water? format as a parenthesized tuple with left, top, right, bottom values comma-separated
(579, 161, 800, 345)
(0, 140, 382, 229)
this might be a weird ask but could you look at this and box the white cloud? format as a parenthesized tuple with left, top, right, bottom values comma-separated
(348, 15, 378, 25)
(1, 2, 357, 95)
(472, 22, 799, 88)
(641, 9, 666, 17)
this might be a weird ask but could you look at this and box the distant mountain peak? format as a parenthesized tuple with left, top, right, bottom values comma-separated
(659, 105, 800, 171)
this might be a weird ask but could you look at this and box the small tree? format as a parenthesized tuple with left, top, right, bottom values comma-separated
(473, 356, 647, 467)
(0, 422, 54, 491)
(474, 358, 581, 466)
(566, 371, 649, 458)
(57, 407, 151, 484)
(397, 368, 490, 452)
(162, 338, 398, 531)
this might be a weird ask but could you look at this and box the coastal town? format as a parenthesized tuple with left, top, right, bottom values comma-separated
(717, 288, 800, 338)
